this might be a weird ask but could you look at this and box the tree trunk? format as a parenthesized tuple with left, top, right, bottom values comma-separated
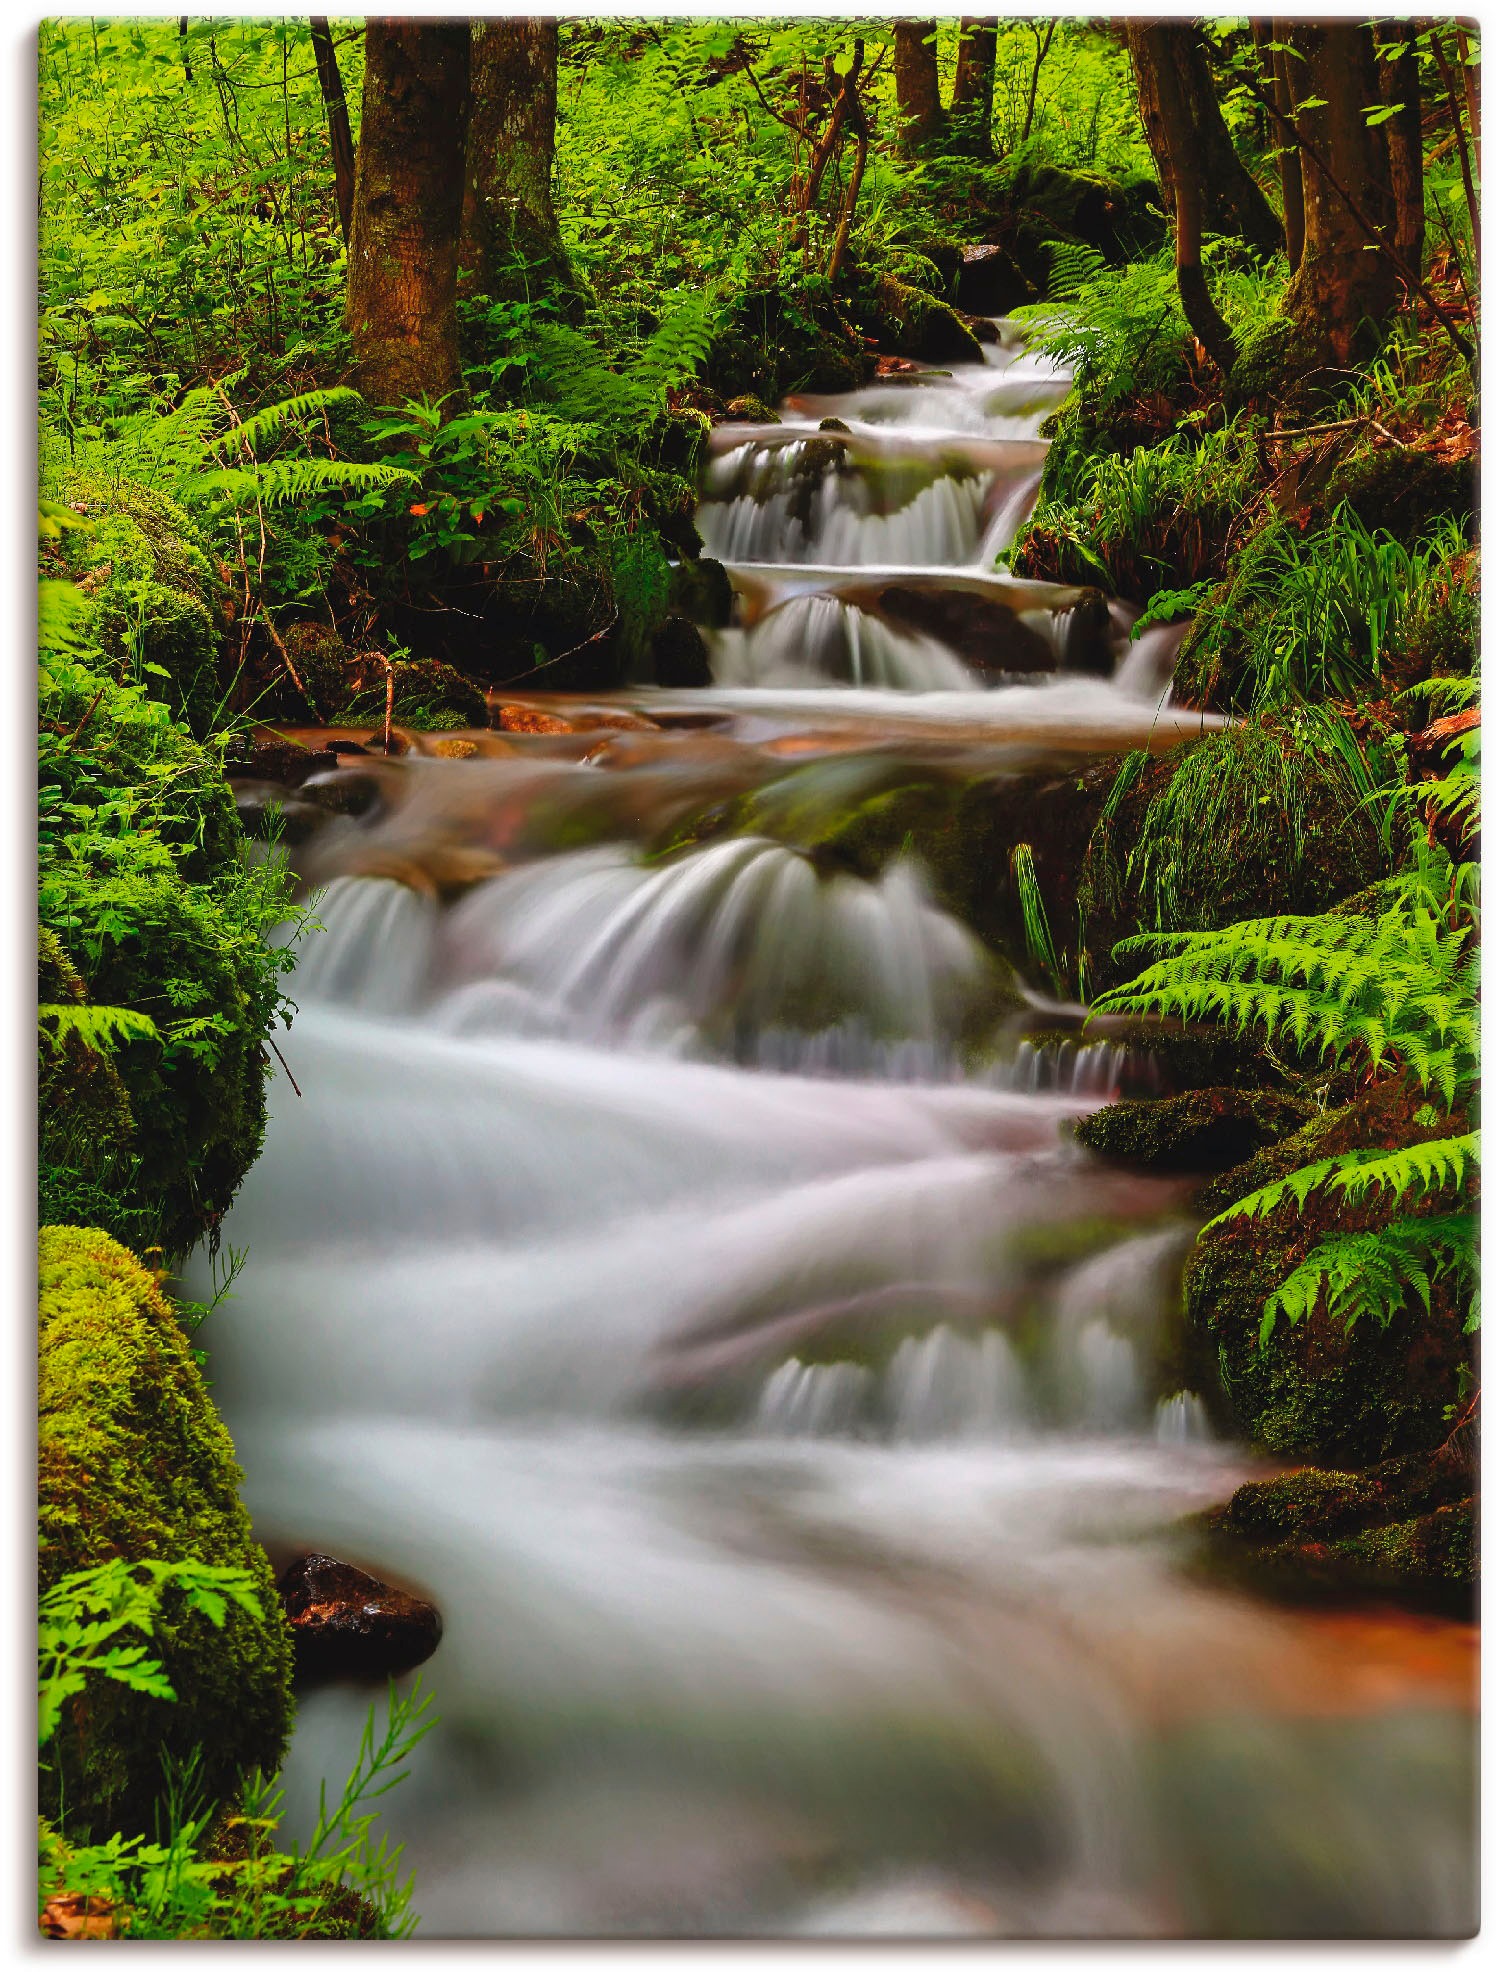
(1129, 20, 1282, 255)
(345, 22, 469, 409)
(1281, 20, 1399, 363)
(1127, 23, 1238, 375)
(1375, 20, 1425, 282)
(950, 19, 997, 156)
(310, 17, 355, 246)
(893, 21, 945, 154)
(1250, 18, 1303, 270)
(461, 18, 573, 307)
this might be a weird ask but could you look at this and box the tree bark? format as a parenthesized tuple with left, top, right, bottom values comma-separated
(951, 19, 997, 156)
(1250, 19, 1303, 270)
(1127, 22, 1238, 375)
(310, 17, 355, 246)
(461, 18, 573, 306)
(1129, 20, 1282, 256)
(893, 21, 945, 154)
(1281, 20, 1399, 362)
(345, 21, 469, 409)
(1375, 20, 1425, 282)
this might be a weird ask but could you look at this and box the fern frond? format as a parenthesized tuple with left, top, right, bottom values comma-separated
(1097, 894, 1476, 1106)
(1259, 1213, 1478, 1344)
(39, 1002, 160, 1055)
(1211, 1133, 1479, 1232)
(209, 387, 363, 456)
(184, 458, 416, 509)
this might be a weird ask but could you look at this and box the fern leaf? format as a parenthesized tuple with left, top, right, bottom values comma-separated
(39, 1002, 160, 1055)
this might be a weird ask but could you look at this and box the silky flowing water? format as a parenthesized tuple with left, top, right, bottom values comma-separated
(199, 323, 1475, 1938)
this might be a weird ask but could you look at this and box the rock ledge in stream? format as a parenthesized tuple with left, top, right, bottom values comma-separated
(1073, 1088, 1315, 1175)
(1196, 1447, 1476, 1617)
(278, 1554, 443, 1686)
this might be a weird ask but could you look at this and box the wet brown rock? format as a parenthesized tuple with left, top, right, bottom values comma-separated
(875, 583, 1058, 675)
(40, 1893, 117, 1940)
(498, 704, 573, 735)
(242, 739, 341, 787)
(278, 1553, 443, 1686)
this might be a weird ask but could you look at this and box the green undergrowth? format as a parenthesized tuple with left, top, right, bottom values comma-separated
(39, 583, 302, 1258)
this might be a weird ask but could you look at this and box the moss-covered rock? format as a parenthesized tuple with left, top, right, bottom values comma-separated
(39, 1226, 294, 1839)
(1199, 1449, 1475, 1614)
(1180, 1093, 1473, 1466)
(853, 276, 986, 365)
(56, 481, 228, 738)
(1073, 1088, 1316, 1174)
(1327, 443, 1476, 544)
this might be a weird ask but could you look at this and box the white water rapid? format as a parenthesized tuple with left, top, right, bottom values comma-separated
(202, 322, 1475, 1939)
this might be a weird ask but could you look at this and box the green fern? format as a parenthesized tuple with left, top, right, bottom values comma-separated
(185, 456, 417, 511)
(1094, 897, 1477, 1108)
(1208, 1133, 1479, 1234)
(38, 1002, 160, 1055)
(531, 294, 715, 428)
(1258, 1213, 1478, 1345)
(207, 387, 363, 457)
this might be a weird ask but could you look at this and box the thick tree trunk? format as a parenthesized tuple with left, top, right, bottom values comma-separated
(1250, 18, 1303, 270)
(310, 17, 355, 246)
(1375, 21, 1425, 282)
(893, 21, 945, 154)
(1127, 22, 1238, 375)
(1281, 20, 1399, 362)
(461, 18, 573, 306)
(1129, 20, 1282, 255)
(345, 21, 469, 408)
(950, 19, 997, 156)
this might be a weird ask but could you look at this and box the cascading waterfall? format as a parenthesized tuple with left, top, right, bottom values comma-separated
(206, 323, 1473, 1940)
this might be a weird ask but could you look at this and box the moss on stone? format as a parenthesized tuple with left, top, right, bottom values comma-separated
(1387, 545, 1479, 690)
(39, 1226, 294, 1840)
(1180, 1091, 1473, 1466)
(1327, 444, 1475, 544)
(59, 480, 228, 738)
(856, 277, 986, 366)
(1198, 1451, 1474, 1613)
(1073, 1088, 1315, 1175)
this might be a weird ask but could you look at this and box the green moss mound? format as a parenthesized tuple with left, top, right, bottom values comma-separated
(1073, 1088, 1315, 1174)
(1327, 443, 1476, 544)
(39, 1226, 294, 1841)
(56, 480, 228, 738)
(1200, 1450, 1474, 1614)
(39, 654, 294, 1258)
(851, 276, 985, 365)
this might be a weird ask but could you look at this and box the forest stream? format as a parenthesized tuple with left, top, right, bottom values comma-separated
(192, 326, 1475, 1939)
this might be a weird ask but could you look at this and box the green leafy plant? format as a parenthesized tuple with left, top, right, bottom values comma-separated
(41, 1678, 436, 1940)
(1093, 864, 1479, 1346)
(39, 1559, 264, 1749)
